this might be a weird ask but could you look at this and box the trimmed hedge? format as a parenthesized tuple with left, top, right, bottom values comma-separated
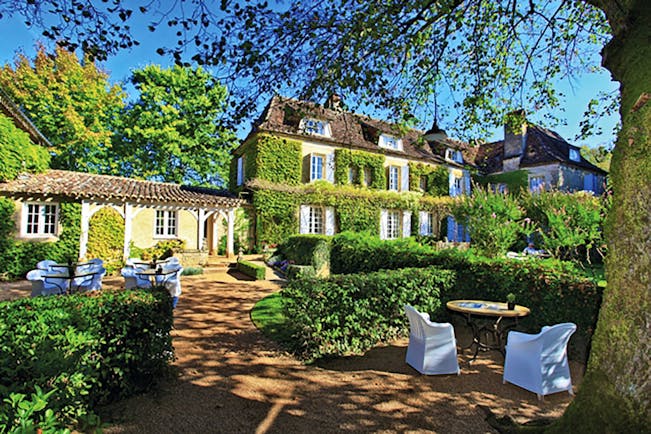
(286, 264, 316, 280)
(237, 260, 266, 280)
(278, 235, 331, 276)
(282, 267, 455, 360)
(0, 288, 174, 431)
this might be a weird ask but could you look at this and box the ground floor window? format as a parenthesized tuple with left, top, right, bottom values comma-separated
(155, 210, 178, 237)
(419, 211, 434, 236)
(300, 205, 335, 235)
(23, 202, 58, 236)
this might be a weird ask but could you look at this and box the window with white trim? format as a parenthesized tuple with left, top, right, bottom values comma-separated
(307, 206, 324, 234)
(529, 175, 545, 193)
(379, 134, 403, 151)
(300, 118, 331, 137)
(419, 212, 434, 236)
(310, 154, 325, 181)
(23, 203, 58, 236)
(569, 148, 580, 162)
(386, 210, 401, 239)
(388, 165, 400, 191)
(445, 148, 463, 163)
(155, 210, 178, 237)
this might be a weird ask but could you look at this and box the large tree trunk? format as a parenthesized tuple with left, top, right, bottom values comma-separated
(550, 0, 650, 431)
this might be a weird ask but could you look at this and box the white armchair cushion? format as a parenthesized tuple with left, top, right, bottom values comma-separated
(404, 304, 460, 375)
(503, 322, 577, 399)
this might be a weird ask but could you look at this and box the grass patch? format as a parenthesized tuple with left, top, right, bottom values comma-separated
(251, 292, 293, 345)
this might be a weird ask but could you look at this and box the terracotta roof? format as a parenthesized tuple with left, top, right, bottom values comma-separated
(476, 124, 607, 175)
(0, 85, 51, 147)
(0, 170, 245, 208)
(246, 95, 470, 166)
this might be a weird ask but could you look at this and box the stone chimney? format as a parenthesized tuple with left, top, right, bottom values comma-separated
(324, 93, 343, 110)
(502, 110, 527, 171)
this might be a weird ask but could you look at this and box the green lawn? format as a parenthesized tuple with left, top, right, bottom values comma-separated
(250, 292, 293, 344)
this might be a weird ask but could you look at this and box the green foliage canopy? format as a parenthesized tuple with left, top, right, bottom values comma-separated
(113, 64, 236, 186)
(0, 45, 125, 172)
(0, 113, 50, 181)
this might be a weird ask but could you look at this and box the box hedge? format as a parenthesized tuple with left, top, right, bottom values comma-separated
(0, 288, 174, 431)
(278, 235, 331, 277)
(236, 260, 267, 280)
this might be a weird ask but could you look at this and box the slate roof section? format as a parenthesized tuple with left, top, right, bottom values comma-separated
(247, 95, 471, 167)
(476, 124, 607, 175)
(0, 170, 245, 208)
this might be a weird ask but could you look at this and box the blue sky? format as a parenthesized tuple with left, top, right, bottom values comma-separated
(0, 13, 620, 147)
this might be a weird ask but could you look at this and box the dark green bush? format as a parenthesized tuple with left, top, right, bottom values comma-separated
(286, 264, 316, 280)
(278, 235, 331, 276)
(236, 260, 266, 280)
(282, 267, 456, 361)
(0, 288, 174, 430)
(182, 266, 203, 276)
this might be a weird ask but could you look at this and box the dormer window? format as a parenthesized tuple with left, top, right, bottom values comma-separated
(569, 148, 580, 162)
(445, 148, 463, 163)
(300, 118, 331, 137)
(379, 134, 403, 151)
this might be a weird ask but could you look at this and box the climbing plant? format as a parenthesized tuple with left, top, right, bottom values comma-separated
(333, 149, 386, 189)
(87, 207, 124, 274)
(408, 163, 449, 196)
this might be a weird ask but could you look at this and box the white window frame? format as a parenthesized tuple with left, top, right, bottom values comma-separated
(379, 134, 403, 151)
(386, 210, 402, 239)
(419, 211, 434, 236)
(21, 202, 59, 237)
(300, 118, 332, 137)
(388, 165, 400, 191)
(348, 166, 356, 184)
(310, 153, 325, 181)
(445, 148, 463, 163)
(569, 148, 580, 162)
(154, 210, 178, 238)
(529, 175, 546, 193)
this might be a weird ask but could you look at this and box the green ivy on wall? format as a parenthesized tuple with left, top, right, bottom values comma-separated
(0, 199, 81, 279)
(249, 179, 451, 248)
(476, 170, 528, 193)
(0, 114, 50, 182)
(334, 149, 386, 189)
(87, 207, 124, 274)
(231, 134, 303, 190)
(409, 162, 450, 196)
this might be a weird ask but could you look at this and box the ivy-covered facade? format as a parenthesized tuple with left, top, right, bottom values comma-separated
(230, 95, 473, 248)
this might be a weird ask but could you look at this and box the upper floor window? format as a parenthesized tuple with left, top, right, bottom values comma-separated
(23, 203, 58, 236)
(362, 167, 372, 186)
(450, 176, 464, 196)
(569, 148, 580, 162)
(348, 166, 356, 184)
(155, 210, 178, 237)
(419, 176, 427, 191)
(388, 166, 400, 191)
(300, 118, 331, 137)
(445, 148, 463, 163)
(310, 154, 325, 181)
(379, 134, 403, 151)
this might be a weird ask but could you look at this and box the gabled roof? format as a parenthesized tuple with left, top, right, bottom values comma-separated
(476, 124, 607, 175)
(0, 86, 51, 147)
(244, 95, 470, 167)
(0, 170, 245, 208)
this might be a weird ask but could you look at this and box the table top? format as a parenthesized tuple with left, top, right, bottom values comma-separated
(135, 268, 179, 277)
(44, 271, 98, 280)
(446, 299, 530, 318)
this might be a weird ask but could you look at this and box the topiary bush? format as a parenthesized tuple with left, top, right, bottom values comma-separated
(277, 235, 331, 276)
(236, 260, 266, 280)
(0, 288, 174, 431)
(282, 266, 456, 361)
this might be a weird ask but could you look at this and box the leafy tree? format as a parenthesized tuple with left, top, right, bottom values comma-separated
(2, 0, 649, 429)
(580, 144, 612, 172)
(0, 113, 50, 181)
(0, 45, 125, 172)
(113, 65, 235, 185)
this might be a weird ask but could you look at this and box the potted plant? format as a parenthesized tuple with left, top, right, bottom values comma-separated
(506, 293, 516, 310)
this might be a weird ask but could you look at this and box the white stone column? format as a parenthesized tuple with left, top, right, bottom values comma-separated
(78, 201, 91, 260)
(197, 208, 206, 251)
(226, 208, 235, 258)
(122, 203, 133, 261)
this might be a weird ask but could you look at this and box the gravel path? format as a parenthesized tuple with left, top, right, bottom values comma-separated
(2, 269, 582, 433)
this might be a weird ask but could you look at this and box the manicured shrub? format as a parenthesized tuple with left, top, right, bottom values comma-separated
(182, 266, 203, 276)
(286, 264, 316, 280)
(282, 267, 456, 360)
(140, 238, 186, 260)
(236, 260, 266, 280)
(0, 288, 174, 431)
(278, 235, 331, 276)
